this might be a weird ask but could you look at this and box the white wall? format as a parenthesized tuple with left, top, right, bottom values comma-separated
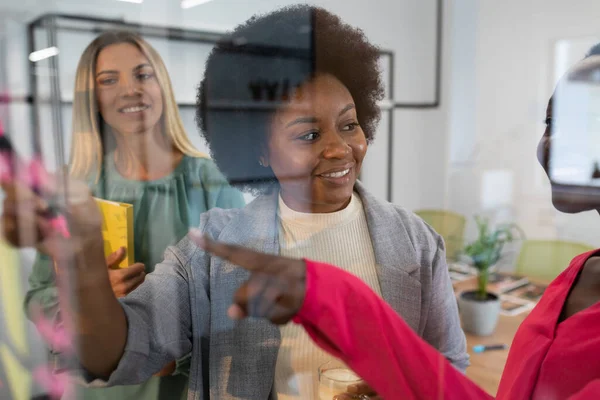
(445, 0, 600, 251)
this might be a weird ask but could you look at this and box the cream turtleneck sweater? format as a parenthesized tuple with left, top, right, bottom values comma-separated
(275, 193, 382, 399)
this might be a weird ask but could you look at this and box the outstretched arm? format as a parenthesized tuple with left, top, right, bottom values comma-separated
(192, 233, 492, 400)
(295, 260, 491, 400)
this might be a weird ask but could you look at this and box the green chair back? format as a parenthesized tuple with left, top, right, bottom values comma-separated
(415, 209, 467, 261)
(515, 239, 595, 281)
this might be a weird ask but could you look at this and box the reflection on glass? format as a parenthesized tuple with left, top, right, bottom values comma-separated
(550, 70, 600, 187)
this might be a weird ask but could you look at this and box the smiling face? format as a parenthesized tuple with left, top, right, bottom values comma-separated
(94, 43, 163, 137)
(265, 74, 368, 213)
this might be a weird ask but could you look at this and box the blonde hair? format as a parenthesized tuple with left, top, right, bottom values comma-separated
(69, 31, 207, 182)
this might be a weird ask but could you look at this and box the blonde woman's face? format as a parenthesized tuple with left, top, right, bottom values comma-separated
(94, 43, 163, 137)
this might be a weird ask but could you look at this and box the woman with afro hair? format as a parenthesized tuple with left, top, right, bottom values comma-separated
(191, 5, 468, 398)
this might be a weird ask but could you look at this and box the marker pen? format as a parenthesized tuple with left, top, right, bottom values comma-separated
(472, 344, 508, 353)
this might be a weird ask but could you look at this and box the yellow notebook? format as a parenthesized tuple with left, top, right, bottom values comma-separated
(94, 198, 134, 268)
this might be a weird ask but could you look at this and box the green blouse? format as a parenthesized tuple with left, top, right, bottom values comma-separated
(24, 155, 245, 400)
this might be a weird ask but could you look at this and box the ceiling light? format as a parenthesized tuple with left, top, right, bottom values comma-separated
(117, 0, 143, 3)
(28, 47, 59, 62)
(181, 0, 214, 9)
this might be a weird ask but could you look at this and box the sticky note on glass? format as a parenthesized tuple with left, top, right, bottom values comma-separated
(0, 240, 28, 356)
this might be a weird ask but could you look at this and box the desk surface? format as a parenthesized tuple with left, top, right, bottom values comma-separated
(465, 313, 527, 395)
(453, 277, 540, 396)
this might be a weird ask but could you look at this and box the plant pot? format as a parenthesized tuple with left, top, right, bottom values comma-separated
(457, 291, 501, 336)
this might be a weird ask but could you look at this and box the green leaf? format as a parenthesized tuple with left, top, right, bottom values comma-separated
(462, 216, 525, 282)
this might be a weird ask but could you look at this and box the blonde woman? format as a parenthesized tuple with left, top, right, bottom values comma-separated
(24, 31, 245, 400)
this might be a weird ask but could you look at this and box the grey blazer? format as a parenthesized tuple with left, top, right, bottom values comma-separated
(98, 182, 468, 399)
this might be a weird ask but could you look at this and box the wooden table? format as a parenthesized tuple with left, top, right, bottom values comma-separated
(452, 277, 538, 396)
(464, 313, 528, 395)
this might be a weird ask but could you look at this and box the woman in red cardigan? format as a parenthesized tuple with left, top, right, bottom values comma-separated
(190, 44, 600, 400)
(193, 233, 600, 400)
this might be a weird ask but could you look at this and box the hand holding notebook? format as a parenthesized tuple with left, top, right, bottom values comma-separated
(94, 198, 144, 297)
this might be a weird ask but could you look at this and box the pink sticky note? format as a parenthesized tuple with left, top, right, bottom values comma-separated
(28, 157, 50, 190)
(30, 308, 73, 354)
(50, 216, 71, 239)
(33, 365, 69, 399)
(0, 153, 11, 183)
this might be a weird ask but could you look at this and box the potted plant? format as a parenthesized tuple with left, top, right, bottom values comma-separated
(458, 216, 524, 336)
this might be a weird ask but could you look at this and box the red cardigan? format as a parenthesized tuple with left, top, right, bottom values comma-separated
(294, 253, 600, 399)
